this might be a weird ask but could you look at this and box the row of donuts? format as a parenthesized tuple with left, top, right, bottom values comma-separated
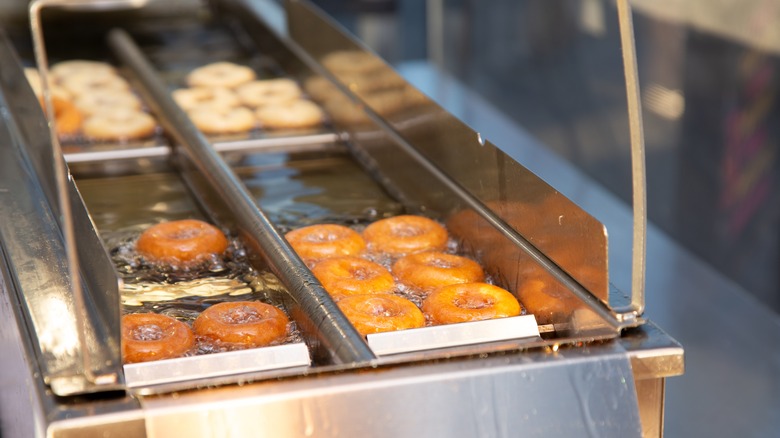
(25, 60, 157, 141)
(122, 219, 291, 363)
(304, 50, 429, 126)
(284, 215, 524, 337)
(172, 61, 325, 135)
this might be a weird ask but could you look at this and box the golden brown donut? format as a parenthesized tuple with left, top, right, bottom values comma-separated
(136, 219, 229, 266)
(285, 224, 366, 262)
(422, 283, 522, 325)
(392, 251, 484, 293)
(312, 256, 395, 298)
(337, 294, 425, 336)
(122, 313, 195, 363)
(363, 215, 448, 257)
(40, 95, 83, 137)
(193, 301, 289, 348)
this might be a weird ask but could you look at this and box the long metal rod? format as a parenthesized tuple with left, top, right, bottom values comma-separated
(107, 28, 375, 364)
(63, 133, 341, 164)
(616, 0, 646, 318)
(29, 0, 94, 384)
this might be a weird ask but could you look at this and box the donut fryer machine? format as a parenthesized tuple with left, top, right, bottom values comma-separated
(0, 0, 683, 437)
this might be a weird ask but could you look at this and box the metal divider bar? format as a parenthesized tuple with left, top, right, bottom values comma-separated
(107, 28, 375, 364)
(616, 0, 647, 319)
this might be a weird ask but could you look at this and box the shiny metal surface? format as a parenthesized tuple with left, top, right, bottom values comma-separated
(124, 343, 311, 388)
(615, 0, 647, 319)
(0, 27, 123, 396)
(366, 315, 540, 356)
(286, 1, 613, 308)
(63, 133, 342, 164)
(106, 28, 376, 365)
(138, 342, 644, 438)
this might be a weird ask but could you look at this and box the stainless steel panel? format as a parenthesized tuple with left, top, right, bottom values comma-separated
(139, 343, 644, 437)
(0, 28, 123, 395)
(284, 0, 612, 308)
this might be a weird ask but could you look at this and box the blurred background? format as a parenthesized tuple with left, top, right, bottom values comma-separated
(310, 0, 780, 314)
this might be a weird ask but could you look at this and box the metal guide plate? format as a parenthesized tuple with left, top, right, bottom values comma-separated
(367, 315, 540, 356)
(123, 342, 311, 388)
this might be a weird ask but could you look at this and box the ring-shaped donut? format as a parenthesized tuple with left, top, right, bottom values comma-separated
(422, 282, 522, 325)
(256, 99, 324, 130)
(60, 72, 129, 97)
(74, 89, 141, 115)
(193, 301, 289, 348)
(363, 215, 448, 257)
(186, 62, 256, 89)
(286, 224, 366, 262)
(82, 108, 156, 141)
(312, 256, 395, 298)
(50, 60, 117, 82)
(172, 87, 240, 112)
(337, 294, 425, 336)
(122, 313, 195, 363)
(187, 106, 255, 135)
(392, 251, 484, 293)
(136, 219, 228, 266)
(236, 78, 302, 107)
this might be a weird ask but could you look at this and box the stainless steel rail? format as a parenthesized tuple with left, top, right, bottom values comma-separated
(106, 28, 375, 364)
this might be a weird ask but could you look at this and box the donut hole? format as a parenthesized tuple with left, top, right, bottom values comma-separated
(131, 323, 165, 341)
(391, 224, 423, 238)
(454, 291, 495, 310)
(220, 304, 264, 324)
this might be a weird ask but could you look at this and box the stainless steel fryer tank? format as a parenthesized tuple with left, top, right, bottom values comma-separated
(0, 0, 683, 436)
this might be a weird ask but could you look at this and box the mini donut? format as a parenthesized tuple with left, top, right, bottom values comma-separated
(236, 78, 302, 107)
(122, 313, 195, 363)
(60, 72, 130, 97)
(285, 224, 366, 262)
(193, 301, 289, 348)
(82, 108, 156, 141)
(40, 96, 83, 137)
(304, 76, 339, 103)
(321, 50, 385, 75)
(172, 87, 239, 111)
(186, 62, 256, 89)
(392, 251, 485, 293)
(73, 89, 142, 115)
(312, 256, 395, 298)
(136, 219, 229, 266)
(255, 99, 324, 130)
(337, 294, 425, 336)
(50, 60, 117, 82)
(422, 283, 522, 325)
(187, 106, 255, 135)
(517, 277, 579, 325)
(363, 215, 448, 257)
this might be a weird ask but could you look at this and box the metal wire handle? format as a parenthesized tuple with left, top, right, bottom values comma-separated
(28, 0, 151, 386)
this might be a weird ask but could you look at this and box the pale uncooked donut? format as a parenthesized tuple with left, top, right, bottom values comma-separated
(256, 99, 324, 130)
(74, 89, 142, 115)
(186, 62, 256, 89)
(236, 78, 302, 107)
(188, 106, 256, 135)
(60, 72, 130, 97)
(50, 60, 117, 82)
(172, 87, 240, 111)
(82, 108, 156, 141)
